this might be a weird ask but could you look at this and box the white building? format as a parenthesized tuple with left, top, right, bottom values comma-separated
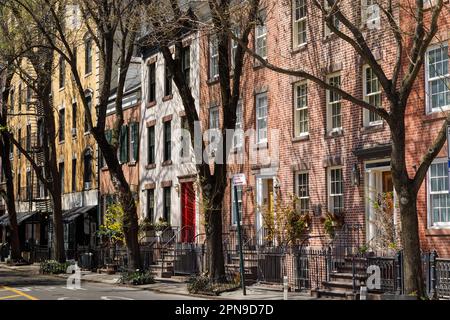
(139, 33, 200, 243)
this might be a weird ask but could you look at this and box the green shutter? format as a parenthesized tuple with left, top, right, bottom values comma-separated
(105, 130, 112, 145)
(120, 125, 129, 163)
(132, 122, 139, 162)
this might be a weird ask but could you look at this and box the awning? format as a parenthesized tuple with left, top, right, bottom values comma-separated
(62, 205, 97, 223)
(0, 211, 38, 226)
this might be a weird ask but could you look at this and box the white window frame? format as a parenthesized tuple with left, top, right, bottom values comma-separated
(293, 0, 307, 48)
(256, 92, 268, 144)
(363, 65, 383, 127)
(295, 171, 309, 214)
(425, 43, 450, 113)
(233, 100, 244, 149)
(209, 36, 219, 79)
(231, 27, 240, 70)
(326, 73, 342, 132)
(427, 158, 450, 228)
(209, 106, 220, 146)
(294, 81, 308, 137)
(255, 9, 267, 59)
(328, 166, 344, 214)
(361, 0, 380, 26)
(324, 0, 340, 37)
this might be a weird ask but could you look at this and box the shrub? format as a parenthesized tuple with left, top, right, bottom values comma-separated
(187, 275, 212, 294)
(40, 260, 72, 274)
(120, 270, 155, 285)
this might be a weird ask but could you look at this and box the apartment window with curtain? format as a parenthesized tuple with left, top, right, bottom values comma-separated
(72, 158, 77, 192)
(147, 189, 155, 221)
(85, 37, 93, 74)
(296, 172, 309, 214)
(59, 55, 65, 89)
(326, 74, 342, 132)
(163, 187, 171, 222)
(294, 81, 308, 136)
(59, 107, 65, 142)
(148, 126, 155, 165)
(426, 44, 449, 113)
(182, 45, 190, 86)
(428, 160, 450, 227)
(256, 92, 268, 143)
(148, 62, 156, 103)
(163, 121, 171, 162)
(209, 36, 219, 79)
(363, 66, 382, 126)
(231, 183, 243, 225)
(255, 9, 267, 59)
(328, 167, 344, 214)
(293, 0, 307, 48)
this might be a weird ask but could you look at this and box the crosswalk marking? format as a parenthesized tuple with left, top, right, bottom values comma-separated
(0, 286, 39, 300)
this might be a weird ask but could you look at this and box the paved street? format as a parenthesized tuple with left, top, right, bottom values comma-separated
(0, 266, 203, 300)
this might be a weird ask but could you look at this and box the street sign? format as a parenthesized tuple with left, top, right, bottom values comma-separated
(232, 174, 247, 186)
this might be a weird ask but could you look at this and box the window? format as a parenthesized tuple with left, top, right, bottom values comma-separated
(59, 108, 65, 142)
(72, 102, 77, 133)
(426, 44, 449, 112)
(180, 117, 190, 160)
(324, 0, 340, 37)
(85, 38, 92, 74)
(163, 187, 171, 222)
(233, 101, 243, 148)
(72, 158, 77, 192)
(119, 125, 129, 164)
(428, 160, 450, 227)
(129, 122, 139, 163)
(294, 82, 308, 136)
(231, 183, 243, 225)
(362, 0, 380, 27)
(164, 63, 172, 97)
(147, 189, 155, 221)
(182, 46, 191, 86)
(209, 36, 219, 79)
(59, 162, 65, 194)
(26, 171, 31, 200)
(148, 62, 156, 103)
(17, 173, 21, 199)
(26, 86, 32, 110)
(59, 55, 65, 89)
(256, 92, 268, 143)
(293, 0, 307, 47)
(209, 106, 220, 146)
(148, 126, 155, 165)
(18, 83, 22, 111)
(26, 124, 31, 152)
(83, 150, 92, 189)
(163, 121, 171, 162)
(296, 172, 309, 214)
(101, 129, 112, 168)
(84, 95, 92, 133)
(9, 88, 14, 112)
(327, 74, 342, 131)
(17, 129, 21, 156)
(231, 27, 240, 70)
(328, 167, 344, 214)
(255, 9, 267, 59)
(363, 66, 382, 126)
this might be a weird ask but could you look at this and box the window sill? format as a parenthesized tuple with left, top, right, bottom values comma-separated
(84, 131, 91, 136)
(85, 72, 92, 78)
(422, 110, 449, 123)
(162, 95, 173, 102)
(361, 122, 384, 133)
(325, 129, 343, 139)
(162, 160, 173, 167)
(230, 146, 243, 154)
(207, 77, 219, 86)
(128, 162, 137, 167)
(292, 134, 309, 142)
(146, 163, 156, 170)
(59, 87, 65, 92)
(147, 101, 157, 108)
(253, 142, 268, 151)
(323, 33, 339, 43)
(291, 43, 307, 54)
(425, 228, 450, 236)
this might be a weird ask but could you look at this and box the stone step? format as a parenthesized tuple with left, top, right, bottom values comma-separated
(314, 288, 358, 300)
(329, 272, 367, 282)
(322, 281, 358, 290)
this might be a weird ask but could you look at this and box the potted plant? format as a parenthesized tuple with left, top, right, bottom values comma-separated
(139, 217, 156, 243)
(154, 217, 170, 238)
(321, 211, 344, 239)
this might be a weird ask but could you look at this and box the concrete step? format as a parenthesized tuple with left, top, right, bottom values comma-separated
(314, 288, 358, 300)
(329, 272, 367, 282)
(322, 280, 358, 290)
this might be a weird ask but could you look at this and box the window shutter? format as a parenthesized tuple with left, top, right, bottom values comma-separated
(120, 125, 129, 163)
(132, 122, 139, 162)
(105, 130, 112, 145)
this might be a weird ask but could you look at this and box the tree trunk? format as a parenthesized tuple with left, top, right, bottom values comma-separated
(119, 190, 140, 270)
(51, 193, 65, 263)
(0, 137, 22, 261)
(205, 204, 226, 282)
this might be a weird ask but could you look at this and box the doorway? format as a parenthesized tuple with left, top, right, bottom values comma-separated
(181, 182, 196, 243)
(256, 176, 275, 245)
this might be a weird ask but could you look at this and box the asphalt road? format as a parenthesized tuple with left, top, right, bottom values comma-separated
(0, 266, 203, 300)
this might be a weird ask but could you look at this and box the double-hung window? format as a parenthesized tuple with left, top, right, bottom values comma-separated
(256, 93, 268, 144)
(324, 0, 340, 37)
(428, 160, 450, 227)
(296, 172, 309, 214)
(59, 107, 65, 142)
(148, 62, 156, 103)
(209, 106, 220, 145)
(426, 44, 449, 112)
(363, 66, 382, 126)
(327, 74, 342, 132)
(163, 121, 171, 162)
(209, 36, 219, 79)
(294, 82, 308, 136)
(233, 101, 243, 148)
(293, 0, 307, 47)
(328, 167, 344, 214)
(147, 189, 155, 222)
(148, 126, 155, 165)
(255, 10, 267, 59)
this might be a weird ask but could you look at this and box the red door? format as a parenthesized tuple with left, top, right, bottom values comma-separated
(181, 182, 196, 243)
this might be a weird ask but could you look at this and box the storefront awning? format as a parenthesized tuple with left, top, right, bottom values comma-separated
(0, 211, 38, 226)
(62, 205, 97, 223)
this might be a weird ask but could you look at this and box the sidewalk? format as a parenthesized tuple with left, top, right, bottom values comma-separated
(0, 262, 317, 300)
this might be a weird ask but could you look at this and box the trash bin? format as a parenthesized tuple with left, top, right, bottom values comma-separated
(79, 253, 93, 270)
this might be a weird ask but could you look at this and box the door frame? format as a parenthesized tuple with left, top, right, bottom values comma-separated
(255, 174, 276, 245)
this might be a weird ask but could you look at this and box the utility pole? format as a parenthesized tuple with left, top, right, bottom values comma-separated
(233, 174, 246, 296)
